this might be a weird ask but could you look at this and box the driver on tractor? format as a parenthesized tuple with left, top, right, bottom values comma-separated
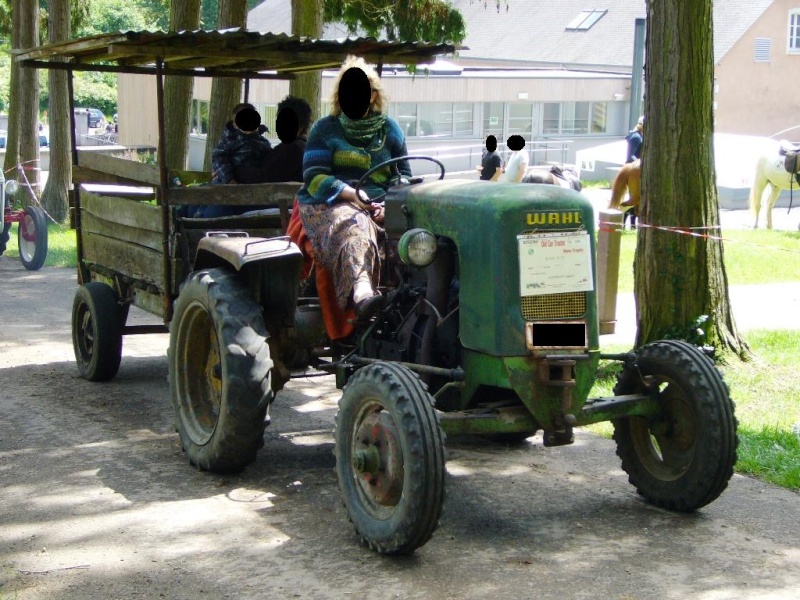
(291, 56, 411, 339)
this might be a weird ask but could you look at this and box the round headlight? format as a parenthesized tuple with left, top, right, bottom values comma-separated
(4, 179, 19, 196)
(398, 228, 437, 267)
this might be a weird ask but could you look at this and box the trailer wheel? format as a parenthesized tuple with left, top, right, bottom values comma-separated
(169, 268, 273, 474)
(612, 340, 738, 511)
(18, 206, 48, 271)
(72, 282, 124, 381)
(335, 362, 446, 555)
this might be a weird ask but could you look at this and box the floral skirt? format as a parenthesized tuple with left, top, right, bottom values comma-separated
(298, 202, 381, 309)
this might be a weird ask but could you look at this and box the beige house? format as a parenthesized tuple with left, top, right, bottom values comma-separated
(117, 0, 800, 169)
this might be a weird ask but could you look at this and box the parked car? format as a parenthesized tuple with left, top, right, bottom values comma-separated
(79, 108, 106, 129)
(0, 130, 49, 147)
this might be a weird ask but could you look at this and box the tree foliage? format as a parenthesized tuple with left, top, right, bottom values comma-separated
(323, 0, 466, 43)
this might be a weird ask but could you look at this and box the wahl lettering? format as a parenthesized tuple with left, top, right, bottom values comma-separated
(526, 211, 582, 226)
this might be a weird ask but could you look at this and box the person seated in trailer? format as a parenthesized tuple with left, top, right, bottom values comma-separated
(263, 95, 313, 184)
(193, 104, 273, 217)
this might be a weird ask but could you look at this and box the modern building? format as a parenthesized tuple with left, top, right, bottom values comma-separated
(117, 0, 800, 172)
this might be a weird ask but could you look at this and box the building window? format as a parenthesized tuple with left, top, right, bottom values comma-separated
(566, 9, 607, 31)
(509, 103, 534, 140)
(453, 102, 476, 136)
(396, 102, 418, 138)
(542, 101, 607, 135)
(789, 10, 800, 53)
(191, 100, 209, 135)
(483, 102, 505, 138)
(418, 103, 453, 138)
(543, 103, 560, 134)
(754, 37, 772, 62)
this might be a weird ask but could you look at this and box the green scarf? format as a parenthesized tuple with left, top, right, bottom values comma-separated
(338, 111, 387, 147)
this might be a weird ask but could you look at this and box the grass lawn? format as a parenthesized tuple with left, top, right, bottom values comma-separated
(4, 217, 800, 491)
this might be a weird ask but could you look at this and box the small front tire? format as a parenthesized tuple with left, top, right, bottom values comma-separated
(612, 340, 738, 511)
(335, 362, 446, 555)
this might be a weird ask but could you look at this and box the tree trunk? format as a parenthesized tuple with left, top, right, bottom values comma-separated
(203, 0, 248, 171)
(164, 0, 201, 170)
(3, 0, 21, 176)
(7, 0, 41, 203)
(290, 0, 323, 121)
(636, 0, 749, 359)
(40, 0, 71, 223)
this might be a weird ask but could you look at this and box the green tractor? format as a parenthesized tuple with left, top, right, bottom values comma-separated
(169, 157, 737, 556)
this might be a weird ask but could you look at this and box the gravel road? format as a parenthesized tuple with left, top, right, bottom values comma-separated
(1, 257, 799, 600)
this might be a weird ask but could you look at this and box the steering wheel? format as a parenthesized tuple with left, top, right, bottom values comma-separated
(353, 156, 446, 204)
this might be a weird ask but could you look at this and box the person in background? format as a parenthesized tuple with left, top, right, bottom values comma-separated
(263, 95, 313, 183)
(498, 134, 529, 182)
(477, 134, 502, 181)
(295, 55, 411, 323)
(626, 116, 644, 163)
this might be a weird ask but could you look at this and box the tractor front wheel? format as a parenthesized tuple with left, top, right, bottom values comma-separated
(335, 362, 446, 555)
(612, 340, 738, 511)
(169, 268, 273, 474)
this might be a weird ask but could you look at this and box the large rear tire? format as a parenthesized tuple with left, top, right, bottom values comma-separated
(612, 340, 738, 511)
(169, 268, 273, 474)
(72, 282, 125, 381)
(18, 206, 48, 271)
(335, 362, 446, 555)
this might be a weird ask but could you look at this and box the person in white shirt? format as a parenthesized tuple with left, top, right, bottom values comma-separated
(498, 134, 529, 182)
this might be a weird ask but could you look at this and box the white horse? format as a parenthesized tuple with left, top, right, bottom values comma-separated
(749, 150, 800, 229)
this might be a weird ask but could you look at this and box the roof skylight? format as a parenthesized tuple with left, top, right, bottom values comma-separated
(566, 9, 608, 31)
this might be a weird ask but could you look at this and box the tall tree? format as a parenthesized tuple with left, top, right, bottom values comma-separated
(5, 0, 41, 200)
(636, 0, 749, 358)
(203, 0, 248, 171)
(40, 0, 70, 223)
(290, 0, 322, 121)
(163, 0, 201, 170)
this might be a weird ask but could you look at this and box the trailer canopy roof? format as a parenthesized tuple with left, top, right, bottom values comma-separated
(15, 29, 460, 80)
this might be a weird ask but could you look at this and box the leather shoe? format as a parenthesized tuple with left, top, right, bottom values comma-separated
(355, 294, 385, 319)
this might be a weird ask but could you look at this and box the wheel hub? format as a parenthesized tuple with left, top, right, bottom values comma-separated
(353, 409, 404, 507)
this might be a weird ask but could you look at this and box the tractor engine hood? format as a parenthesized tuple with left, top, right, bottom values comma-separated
(384, 180, 599, 356)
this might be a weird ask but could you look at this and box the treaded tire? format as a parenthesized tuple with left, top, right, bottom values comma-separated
(18, 206, 48, 271)
(169, 268, 273, 474)
(335, 362, 446, 555)
(72, 282, 124, 381)
(612, 340, 738, 511)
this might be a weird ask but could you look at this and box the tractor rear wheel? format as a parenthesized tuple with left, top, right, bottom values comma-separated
(335, 362, 446, 555)
(169, 268, 273, 474)
(612, 340, 738, 511)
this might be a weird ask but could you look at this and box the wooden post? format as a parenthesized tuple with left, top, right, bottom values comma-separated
(597, 208, 624, 335)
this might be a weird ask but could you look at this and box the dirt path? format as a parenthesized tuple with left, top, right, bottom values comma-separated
(1, 258, 799, 600)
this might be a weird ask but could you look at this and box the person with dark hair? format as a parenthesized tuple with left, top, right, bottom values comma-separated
(477, 134, 502, 181)
(210, 103, 272, 185)
(625, 116, 644, 163)
(294, 55, 411, 327)
(263, 95, 313, 183)
(192, 104, 273, 218)
(498, 134, 529, 182)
